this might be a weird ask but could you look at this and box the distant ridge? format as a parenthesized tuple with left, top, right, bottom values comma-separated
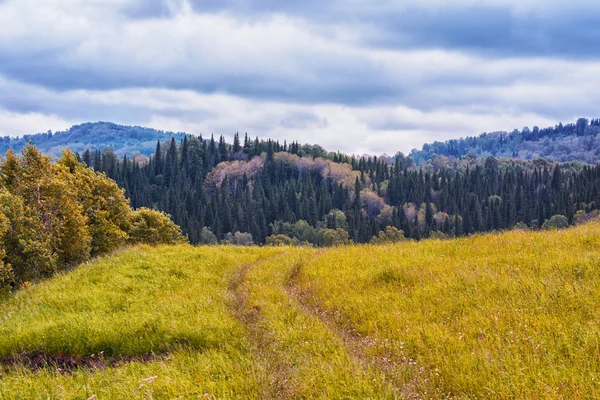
(410, 118, 600, 164)
(2, 118, 600, 163)
(0, 122, 188, 157)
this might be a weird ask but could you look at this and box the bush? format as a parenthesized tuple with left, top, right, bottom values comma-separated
(514, 222, 529, 230)
(370, 227, 406, 244)
(323, 229, 350, 247)
(428, 231, 448, 240)
(199, 227, 218, 245)
(224, 232, 254, 246)
(266, 234, 300, 246)
(271, 220, 323, 246)
(128, 208, 186, 245)
(542, 215, 569, 230)
(573, 210, 599, 225)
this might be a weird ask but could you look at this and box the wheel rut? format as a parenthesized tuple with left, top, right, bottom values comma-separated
(285, 259, 424, 398)
(227, 254, 297, 399)
(228, 251, 422, 399)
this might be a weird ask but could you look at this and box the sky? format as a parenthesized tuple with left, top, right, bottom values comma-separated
(0, 0, 598, 155)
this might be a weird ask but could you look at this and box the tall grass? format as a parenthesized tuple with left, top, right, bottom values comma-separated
(294, 223, 600, 398)
(2, 224, 600, 398)
(0, 245, 282, 399)
(239, 249, 397, 398)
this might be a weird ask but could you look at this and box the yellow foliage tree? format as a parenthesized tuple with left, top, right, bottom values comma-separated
(0, 205, 14, 293)
(58, 150, 131, 255)
(0, 146, 186, 288)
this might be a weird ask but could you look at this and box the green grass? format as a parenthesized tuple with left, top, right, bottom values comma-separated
(1, 224, 600, 398)
(0, 245, 283, 399)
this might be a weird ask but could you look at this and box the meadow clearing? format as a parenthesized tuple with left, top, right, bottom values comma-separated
(1, 222, 600, 399)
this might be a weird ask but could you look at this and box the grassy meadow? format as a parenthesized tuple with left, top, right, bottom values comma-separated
(1, 223, 600, 398)
(293, 223, 600, 398)
(0, 245, 284, 398)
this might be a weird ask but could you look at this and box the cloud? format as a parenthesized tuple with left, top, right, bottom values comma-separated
(0, 76, 569, 155)
(0, 109, 73, 138)
(366, 6, 600, 59)
(0, 3, 397, 104)
(0, 0, 597, 154)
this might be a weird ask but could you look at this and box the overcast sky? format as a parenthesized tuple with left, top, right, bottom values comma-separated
(0, 0, 598, 154)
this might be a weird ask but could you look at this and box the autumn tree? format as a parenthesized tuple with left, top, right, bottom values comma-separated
(0, 146, 185, 288)
(59, 150, 130, 255)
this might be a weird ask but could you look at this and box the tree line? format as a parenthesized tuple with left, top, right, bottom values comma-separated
(410, 118, 600, 164)
(80, 133, 600, 246)
(0, 146, 184, 292)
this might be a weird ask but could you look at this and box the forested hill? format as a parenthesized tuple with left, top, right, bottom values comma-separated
(410, 118, 600, 164)
(85, 134, 600, 245)
(5, 117, 600, 164)
(0, 122, 187, 157)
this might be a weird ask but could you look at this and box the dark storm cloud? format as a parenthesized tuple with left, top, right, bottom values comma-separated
(366, 6, 600, 59)
(0, 40, 399, 106)
(150, 0, 600, 59)
(2, 0, 598, 110)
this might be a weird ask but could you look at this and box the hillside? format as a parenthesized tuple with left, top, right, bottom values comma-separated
(0, 122, 187, 157)
(93, 134, 600, 245)
(2, 126, 600, 248)
(4, 118, 600, 164)
(410, 118, 600, 164)
(1, 222, 600, 398)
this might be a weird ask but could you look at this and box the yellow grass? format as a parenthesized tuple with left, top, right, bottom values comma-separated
(1, 223, 600, 398)
(294, 224, 600, 398)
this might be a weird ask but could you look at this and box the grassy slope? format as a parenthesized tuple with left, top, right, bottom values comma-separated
(237, 249, 396, 398)
(0, 245, 283, 399)
(1, 223, 600, 398)
(295, 223, 600, 398)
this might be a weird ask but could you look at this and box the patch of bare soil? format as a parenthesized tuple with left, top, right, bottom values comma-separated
(0, 351, 166, 373)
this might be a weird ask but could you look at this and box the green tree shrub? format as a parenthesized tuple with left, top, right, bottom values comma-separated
(542, 215, 569, 230)
(128, 208, 186, 245)
(370, 226, 406, 244)
(199, 227, 218, 245)
(323, 228, 350, 247)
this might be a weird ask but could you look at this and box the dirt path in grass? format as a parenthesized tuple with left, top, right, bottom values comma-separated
(227, 254, 297, 399)
(228, 251, 421, 398)
(285, 259, 422, 398)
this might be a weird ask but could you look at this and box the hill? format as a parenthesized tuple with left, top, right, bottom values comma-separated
(0, 122, 187, 157)
(410, 118, 600, 164)
(4, 118, 600, 164)
(2, 126, 600, 248)
(1, 222, 600, 398)
(93, 134, 600, 245)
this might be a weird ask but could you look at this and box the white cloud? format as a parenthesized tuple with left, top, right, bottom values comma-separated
(0, 110, 73, 137)
(0, 0, 597, 154)
(0, 77, 568, 154)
